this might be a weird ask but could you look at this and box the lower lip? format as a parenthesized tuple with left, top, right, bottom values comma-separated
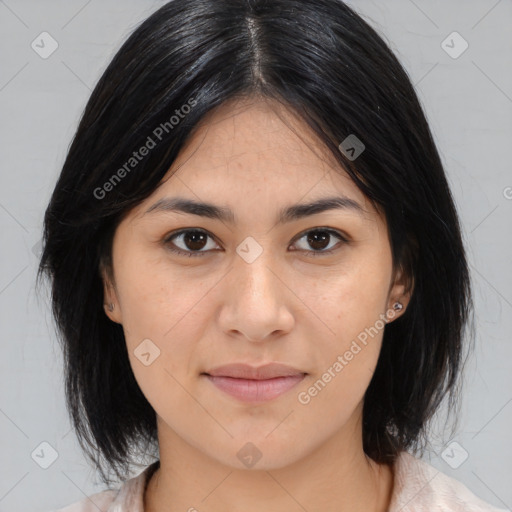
(204, 374, 306, 402)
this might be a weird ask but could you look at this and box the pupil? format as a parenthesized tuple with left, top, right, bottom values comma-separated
(185, 232, 207, 251)
(308, 231, 329, 250)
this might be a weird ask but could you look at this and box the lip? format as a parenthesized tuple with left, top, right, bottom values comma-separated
(205, 362, 305, 380)
(202, 363, 307, 403)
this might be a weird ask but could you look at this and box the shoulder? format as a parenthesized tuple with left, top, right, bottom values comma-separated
(389, 451, 507, 512)
(51, 461, 158, 512)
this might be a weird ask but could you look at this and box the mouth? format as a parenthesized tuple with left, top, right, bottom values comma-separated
(201, 363, 307, 403)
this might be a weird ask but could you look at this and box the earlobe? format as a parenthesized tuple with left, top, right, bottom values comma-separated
(100, 265, 122, 324)
(103, 300, 122, 323)
(102, 288, 122, 324)
(392, 301, 404, 312)
(385, 297, 408, 323)
(387, 265, 414, 320)
(104, 301, 115, 313)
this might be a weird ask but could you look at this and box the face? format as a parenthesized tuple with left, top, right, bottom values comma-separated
(102, 97, 410, 470)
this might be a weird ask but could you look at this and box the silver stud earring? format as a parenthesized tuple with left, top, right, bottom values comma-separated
(105, 302, 115, 312)
(393, 301, 403, 311)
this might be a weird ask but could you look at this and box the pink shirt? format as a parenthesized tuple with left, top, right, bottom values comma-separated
(54, 452, 507, 511)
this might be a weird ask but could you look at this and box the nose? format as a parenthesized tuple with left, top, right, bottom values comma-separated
(218, 249, 295, 343)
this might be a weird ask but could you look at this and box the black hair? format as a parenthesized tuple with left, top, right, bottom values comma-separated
(37, 0, 473, 485)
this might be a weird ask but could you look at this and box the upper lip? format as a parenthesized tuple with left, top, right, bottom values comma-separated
(203, 363, 306, 380)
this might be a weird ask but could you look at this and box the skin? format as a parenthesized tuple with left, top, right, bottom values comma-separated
(102, 96, 412, 512)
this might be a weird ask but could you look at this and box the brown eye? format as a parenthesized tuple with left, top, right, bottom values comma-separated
(163, 227, 348, 258)
(181, 231, 208, 251)
(164, 229, 220, 257)
(291, 228, 347, 257)
(307, 230, 331, 250)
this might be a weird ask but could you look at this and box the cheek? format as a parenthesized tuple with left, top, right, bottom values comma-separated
(115, 251, 220, 384)
(320, 294, 386, 391)
(298, 324, 384, 423)
(118, 270, 209, 419)
(115, 248, 203, 331)
(317, 260, 390, 342)
(303, 256, 390, 405)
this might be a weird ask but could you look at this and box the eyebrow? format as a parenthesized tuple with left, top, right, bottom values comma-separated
(143, 195, 365, 225)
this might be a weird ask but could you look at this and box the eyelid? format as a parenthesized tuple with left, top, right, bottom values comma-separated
(163, 228, 222, 258)
(290, 227, 349, 258)
(163, 227, 349, 258)
(291, 226, 349, 245)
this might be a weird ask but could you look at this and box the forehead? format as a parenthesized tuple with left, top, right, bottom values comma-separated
(132, 97, 379, 223)
(177, 97, 342, 178)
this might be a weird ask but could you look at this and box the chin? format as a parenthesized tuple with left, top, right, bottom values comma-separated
(209, 432, 314, 471)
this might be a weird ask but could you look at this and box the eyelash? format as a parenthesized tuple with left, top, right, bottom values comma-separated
(163, 228, 349, 258)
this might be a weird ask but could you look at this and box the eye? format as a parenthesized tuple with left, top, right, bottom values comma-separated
(163, 227, 348, 258)
(290, 228, 348, 257)
(164, 228, 221, 257)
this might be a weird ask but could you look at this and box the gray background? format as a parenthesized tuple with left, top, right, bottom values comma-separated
(0, 0, 511, 510)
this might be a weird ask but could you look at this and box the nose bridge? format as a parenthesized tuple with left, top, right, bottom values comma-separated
(220, 235, 294, 341)
(233, 235, 281, 303)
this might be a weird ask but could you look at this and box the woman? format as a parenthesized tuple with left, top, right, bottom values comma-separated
(37, 0, 506, 510)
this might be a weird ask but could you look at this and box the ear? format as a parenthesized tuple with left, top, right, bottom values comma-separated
(386, 263, 414, 323)
(100, 261, 122, 324)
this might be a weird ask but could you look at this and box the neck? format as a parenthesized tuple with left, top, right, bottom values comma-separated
(144, 418, 394, 512)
